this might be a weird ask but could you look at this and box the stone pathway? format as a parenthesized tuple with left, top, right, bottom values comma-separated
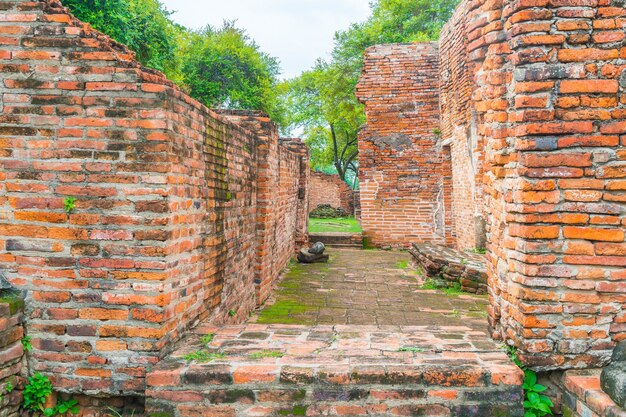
(146, 249, 523, 416)
(146, 324, 522, 417)
(252, 248, 489, 330)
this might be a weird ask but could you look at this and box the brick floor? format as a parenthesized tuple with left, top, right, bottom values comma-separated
(146, 324, 523, 416)
(145, 249, 524, 416)
(252, 248, 489, 330)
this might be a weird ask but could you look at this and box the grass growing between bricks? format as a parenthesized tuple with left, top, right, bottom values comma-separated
(308, 217, 362, 233)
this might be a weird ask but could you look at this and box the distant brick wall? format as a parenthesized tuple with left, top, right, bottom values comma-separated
(356, 43, 449, 248)
(0, 0, 308, 397)
(309, 171, 354, 215)
(0, 295, 25, 416)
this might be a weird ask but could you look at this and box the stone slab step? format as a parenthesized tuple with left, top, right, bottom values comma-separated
(309, 232, 363, 248)
(409, 243, 488, 294)
(146, 324, 524, 417)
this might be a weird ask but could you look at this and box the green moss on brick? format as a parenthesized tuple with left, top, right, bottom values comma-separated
(0, 296, 24, 315)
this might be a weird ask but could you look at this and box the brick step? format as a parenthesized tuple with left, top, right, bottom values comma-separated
(309, 232, 363, 248)
(146, 324, 524, 417)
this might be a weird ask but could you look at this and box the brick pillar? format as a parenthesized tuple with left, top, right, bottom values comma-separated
(356, 43, 448, 248)
(481, 0, 626, 370)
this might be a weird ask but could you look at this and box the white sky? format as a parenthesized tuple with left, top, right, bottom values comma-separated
(160, 0, 372, 80)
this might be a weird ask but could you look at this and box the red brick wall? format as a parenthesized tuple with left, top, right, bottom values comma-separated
(309, 171, 354, 215)
(359, 0, 626, 371)
(0, 0, 308, 396)
(439, 2, 486, 251)
(454, 0, 626, 370)
(0, 295, 25, 414)
(356, 43, 450, 248)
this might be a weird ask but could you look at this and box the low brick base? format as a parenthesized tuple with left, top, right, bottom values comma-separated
(308, 232, 363, 248)
(560, 370, 626, 417)
(146, 324, 523, 417)
(409, 244, 487, 294)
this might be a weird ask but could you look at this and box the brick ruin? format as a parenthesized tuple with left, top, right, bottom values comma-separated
(308, 171, 354, 215)
(0, 0, 625, 415)
(356, 0, 626, 412)
(0, 0, 308, 403)
(359, 0, 625, 368)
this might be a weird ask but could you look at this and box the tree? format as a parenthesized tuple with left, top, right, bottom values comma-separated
(63, 1, 285, 125)
(63, 0, 181, 81)
(283, 0, 460, 186)
(179, 22, 283, 120)
(281, 62, 362, 184)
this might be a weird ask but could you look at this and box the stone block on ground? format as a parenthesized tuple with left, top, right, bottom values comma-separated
(409, 244, 487, 294)
(601, 342, 626, 409)
(297, 248, 329, 263)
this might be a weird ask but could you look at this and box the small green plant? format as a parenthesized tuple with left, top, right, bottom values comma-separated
(22, 335, 32, 352)
(200, 333, 214, 346)
(44, 399, 80, 416)
(107, 406, 136, 417)
(443, 285, 463, 297)
(469, 247, 487, 254)
(397, 346, 425, 353)
(432, 127, 442, 135)
(6, 381, 14, 393)
(23, 373, 53, 412)
(505, 346, 553, 417)
(461, 258, 468, 265)
(395, 260, 409, 269)
(183, 350, 226, 363)
(421, 278, 439, 290)
(248, 350, 284, 360)
(63, 197, 77, 214)
(228, 309, 236, 317)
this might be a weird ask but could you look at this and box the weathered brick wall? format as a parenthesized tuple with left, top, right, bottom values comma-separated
(359, 0, 626, 371)
(309, 171, 354, 215)
(356, 43, 449, 248)
(0, 294, 25, 417)
(439, 1, 487, 251)
(0, 0, 308, 397)
(447, 0, 626, 370)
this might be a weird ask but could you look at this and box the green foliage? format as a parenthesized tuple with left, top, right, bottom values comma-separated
(248, 350, 284, 360)
(282, 0, 461, 177)
(6, 381, 13, 393)
(23, 373, 53, 412)
(63, 0, 181, 80)
(44, 399, 80, 417)
(309, 204, 349, 219)
(63, 197, 76, 214)
(22, 335, 32, 352)
(63, 1, 284, 125)
(228, 309, 237, 317)
(505, 346, 554, 417)
(180, 23, 283, 120)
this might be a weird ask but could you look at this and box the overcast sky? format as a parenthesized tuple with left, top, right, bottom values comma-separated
(160, 0, 372, 80)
